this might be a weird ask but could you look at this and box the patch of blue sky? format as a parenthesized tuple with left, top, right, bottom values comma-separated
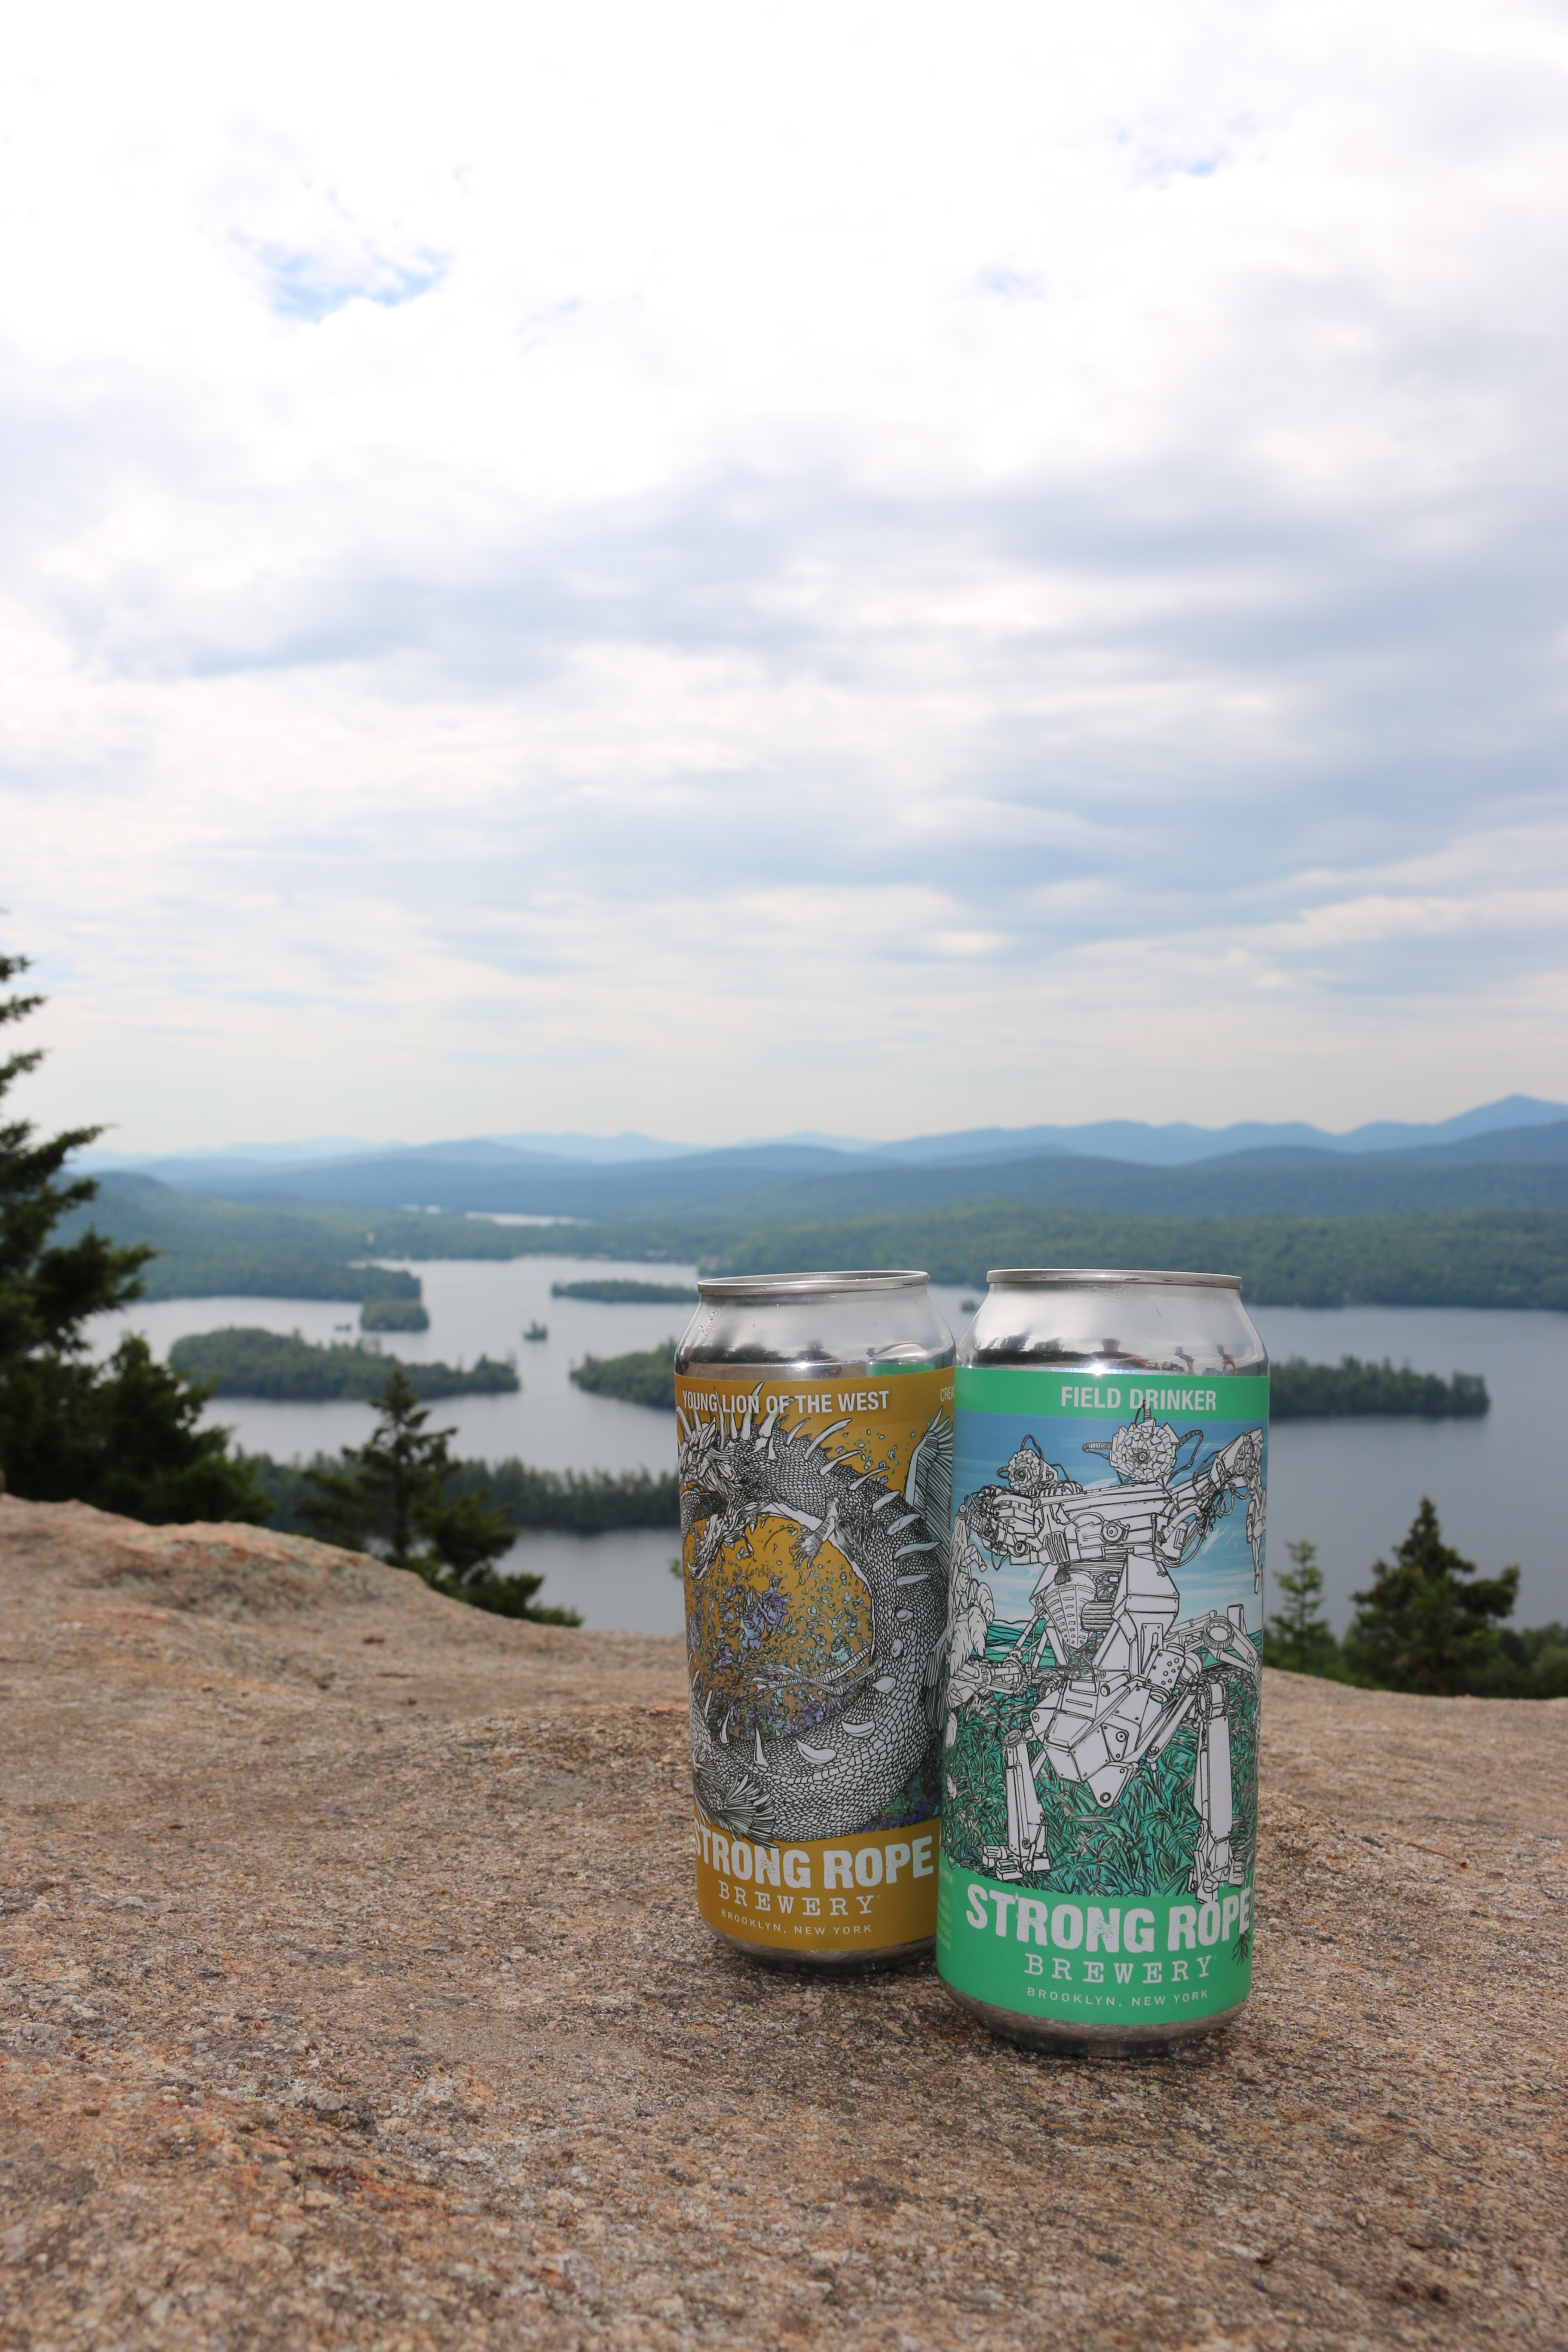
(1128, 146, 1229, 188)
(254, 243, 449, 323)
(981, 268, 1043, 300)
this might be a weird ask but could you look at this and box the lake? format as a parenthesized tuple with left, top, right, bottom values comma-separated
(89, 1265, 1566, 1638)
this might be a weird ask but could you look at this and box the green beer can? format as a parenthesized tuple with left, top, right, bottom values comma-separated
(937, 1269, 1268, 2051)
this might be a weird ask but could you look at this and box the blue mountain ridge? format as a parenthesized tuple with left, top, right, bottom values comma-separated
(80, 1093, 1566, 1191)
(83, 1116, 1568, 1226)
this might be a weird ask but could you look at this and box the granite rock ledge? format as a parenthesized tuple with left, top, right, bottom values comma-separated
(0, 1495, 1564, 2350)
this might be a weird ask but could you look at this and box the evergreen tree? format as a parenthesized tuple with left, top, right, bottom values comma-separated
(12, 1335, 273, 1524)
(300, 1366, 579, 1621)
(300, 1367, 455, 1562)
(1488, 1622, 1568, 1700)
(416, 1487, 516, 1580)
(1344, 1497, 1519, 1694)
(289, 1457, 376, 1555)
(1263, 1538, 1341, 1676)
(0, 954, 146, 1364)
(0, 951, 268, 1523)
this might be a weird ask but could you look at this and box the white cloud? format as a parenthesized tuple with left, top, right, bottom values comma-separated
(2, 0, 1565, 1146)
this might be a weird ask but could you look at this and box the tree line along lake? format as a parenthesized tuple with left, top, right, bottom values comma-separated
(86, 1254, 1564, 1638)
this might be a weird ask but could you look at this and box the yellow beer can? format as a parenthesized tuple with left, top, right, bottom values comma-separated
(675, 1271, 954, 1968)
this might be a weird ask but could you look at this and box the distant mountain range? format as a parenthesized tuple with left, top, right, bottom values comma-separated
(847, 1095, 1568, 1169)
(76, 1095, 1568, 1225)
(79, 1094, 1568, 1179)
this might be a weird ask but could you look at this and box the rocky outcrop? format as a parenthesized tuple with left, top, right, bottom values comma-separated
(1, 1494, 1564, 2349)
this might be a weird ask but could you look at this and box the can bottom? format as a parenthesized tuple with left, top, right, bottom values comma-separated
(942, 1981, 1247, 2056)
(710, 1924, 934, 1975)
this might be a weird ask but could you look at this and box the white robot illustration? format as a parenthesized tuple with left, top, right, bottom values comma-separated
(948, 1409, 1265, 1902)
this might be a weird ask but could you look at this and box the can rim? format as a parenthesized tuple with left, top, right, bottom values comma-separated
(695, 1267, 929, 1301)
(984, 1266, 1243, 1291)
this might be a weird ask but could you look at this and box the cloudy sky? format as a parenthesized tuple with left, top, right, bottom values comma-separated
(4, 0, 1565, 1151)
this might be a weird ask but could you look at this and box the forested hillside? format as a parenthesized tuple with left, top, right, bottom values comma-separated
(57, 1173, 1568, 1311)
(606, 1206, 1568, 1309)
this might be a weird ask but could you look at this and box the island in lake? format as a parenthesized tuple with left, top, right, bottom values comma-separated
(1269, 1357, 1488, 1419)
(569, 1343, 677, 1412)
(551, 1278, 699, 1305)
(360, 1297, 430, 1332)
(170, 1329, 520, 1400)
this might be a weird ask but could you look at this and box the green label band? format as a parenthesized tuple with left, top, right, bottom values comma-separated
(956, 1368, 1269, 1421)
(937, 1860, 1253, 2025)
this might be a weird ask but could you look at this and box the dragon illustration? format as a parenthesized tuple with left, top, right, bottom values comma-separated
(678, 1390, 952, 1844)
